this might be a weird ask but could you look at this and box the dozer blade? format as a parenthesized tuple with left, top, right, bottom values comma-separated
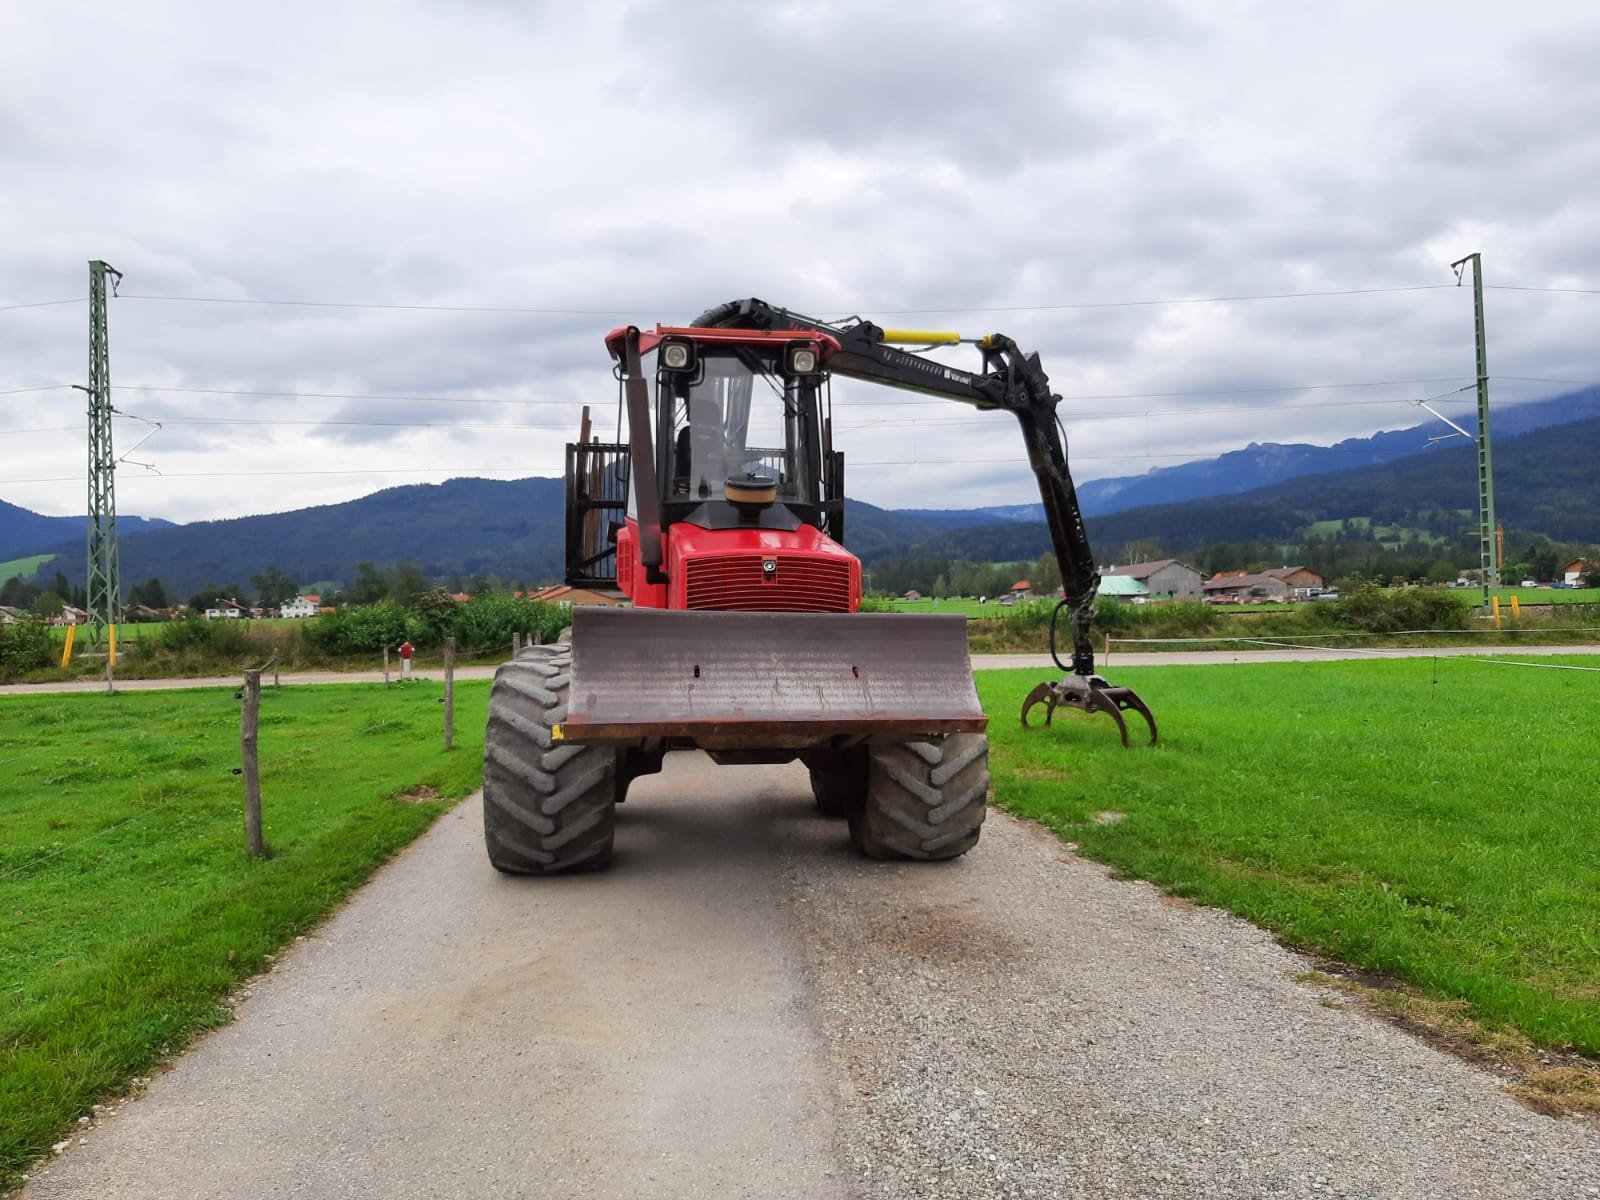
(1021, 674, 1159, 747)
(557, 607, 987, 749)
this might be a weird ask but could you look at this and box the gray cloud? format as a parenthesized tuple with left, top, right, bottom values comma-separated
(2, 1, 1598, 523)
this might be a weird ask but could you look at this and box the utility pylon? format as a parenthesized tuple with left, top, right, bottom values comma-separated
(1450, 252, 1497, 610)
(86, 259, 124, 644)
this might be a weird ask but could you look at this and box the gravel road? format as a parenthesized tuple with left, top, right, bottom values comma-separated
(21, 756, 1600, 1199)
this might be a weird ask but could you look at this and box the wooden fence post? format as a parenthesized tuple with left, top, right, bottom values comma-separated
(383, 645, 391, 688)
(443, 637, 456, 751)
(241, 669, 265, 857)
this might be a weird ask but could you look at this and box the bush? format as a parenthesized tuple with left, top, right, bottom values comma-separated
(301, 595, 568, 658)
(154, 615, 252, 656)
(448, 594, 567, 651)
(1328, 579, 1472, 633)
(303, 604, 409, 656)
(0, 620, 54, 673)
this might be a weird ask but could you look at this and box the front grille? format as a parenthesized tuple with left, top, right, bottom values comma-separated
(684, 554, 852, 612)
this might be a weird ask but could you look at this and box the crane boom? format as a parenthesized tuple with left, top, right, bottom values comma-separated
(691, 298, 1102, 676)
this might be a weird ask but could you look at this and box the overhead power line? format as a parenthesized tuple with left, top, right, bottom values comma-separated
(5, 282, 1597, 321)
(0, 298, 86, 313)
(112, 284, 1463, 317)
(1485, 285, 1600, 296)
(104, 374, 1474, 410)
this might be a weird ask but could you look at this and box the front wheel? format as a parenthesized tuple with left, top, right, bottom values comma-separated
(848, 733, 989, 861)
(482, 645, 616, 874)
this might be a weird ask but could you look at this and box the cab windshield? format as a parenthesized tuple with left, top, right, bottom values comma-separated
(666, 349, 820, 507)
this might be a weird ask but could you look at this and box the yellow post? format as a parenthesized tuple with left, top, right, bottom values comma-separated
(1491, 596, 1501, 628)
(1510, 596, 1521, 622)
(59, 623, 76, 668)
(108, 624, 118, 666)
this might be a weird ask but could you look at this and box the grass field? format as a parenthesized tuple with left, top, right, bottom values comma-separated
(43, 617, 306, 645)
(0, 555, 55, 585)
(5, 655, 1599, 1182)
(1491, 586, 1600, 605)
(0, 679, 490, 1190)
(977, 656, 1600, 1061)
(872, 596, 1013, 617)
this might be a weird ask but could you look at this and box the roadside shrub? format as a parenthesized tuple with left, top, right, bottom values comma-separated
(303, 604, 409, 656)
(1328, 579, 1472, 633)
(0, 620, 54, 673)
(154, 615, 252, 656)
(448, 594, 566, 651)
(403, 589, 459, 647)
(1092, 599, 1216, 639)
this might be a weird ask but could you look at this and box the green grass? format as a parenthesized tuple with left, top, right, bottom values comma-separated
(44, 618, 304, 646)
(0, 555, 54, 585)
(873, 596, 994, 617)
(0, 679, 490, 1189)
(977, 656, 1600, 1057)
(1491, 586, 1600, 605)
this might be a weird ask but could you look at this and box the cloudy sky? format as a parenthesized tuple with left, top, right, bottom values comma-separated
(3, 1, 1598, 524)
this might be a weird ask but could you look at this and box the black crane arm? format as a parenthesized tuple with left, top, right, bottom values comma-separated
(691, 298, 1102, 676)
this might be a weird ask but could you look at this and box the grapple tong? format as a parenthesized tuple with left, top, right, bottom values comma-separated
(1020, 598, 1158, 746)
(1021, 674, 1158, 746)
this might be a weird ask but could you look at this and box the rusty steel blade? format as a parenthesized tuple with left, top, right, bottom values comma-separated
(559, 607, 987, 747)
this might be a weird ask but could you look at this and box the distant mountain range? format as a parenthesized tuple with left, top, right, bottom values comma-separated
(0, 499, 174, 562)
(903, 387, 1600, 522)
(4, 390, 1596, 595)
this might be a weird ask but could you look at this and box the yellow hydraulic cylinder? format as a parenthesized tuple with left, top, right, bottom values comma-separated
(880, 328, 963, 345)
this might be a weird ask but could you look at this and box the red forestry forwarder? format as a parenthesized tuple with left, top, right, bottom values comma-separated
(482, 298, 1156, 874)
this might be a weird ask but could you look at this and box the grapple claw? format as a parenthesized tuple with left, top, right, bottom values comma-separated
(1019, 675, 1158, 746)
(1020, 681, 1058, 728)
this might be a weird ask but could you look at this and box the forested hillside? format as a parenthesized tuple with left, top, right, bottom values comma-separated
(6, 407, 1595, 601)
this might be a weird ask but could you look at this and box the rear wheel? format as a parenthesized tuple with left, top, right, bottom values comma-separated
(482, 645, 616, 874)
(805, 747, 866, 818)
(848, 733, 989, 861)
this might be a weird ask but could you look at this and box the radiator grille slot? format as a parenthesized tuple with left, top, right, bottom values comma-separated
(684, 554, 852, 612)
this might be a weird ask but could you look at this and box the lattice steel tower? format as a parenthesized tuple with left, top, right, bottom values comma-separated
(1451, 252, 1498, 608)
(86, 259, 123, 642)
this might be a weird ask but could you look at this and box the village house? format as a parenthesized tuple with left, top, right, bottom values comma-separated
(525, 584, 626, 607)
(1100, 559, 1204, 601)
(1565, 559, 1587, 587)
(0, 604, 22, 624)
(1263, 566, 1326, 596)
(203, 599, 248, 620)
(1202, 566, 1325, 603)
(279, 594, 321, 618)
(1097, 575, 1151, 603)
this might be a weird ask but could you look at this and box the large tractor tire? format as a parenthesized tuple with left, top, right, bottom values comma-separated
(805, 747, 866, 818)
(482, 645, 616, 874)
(848, 733, 989, 861)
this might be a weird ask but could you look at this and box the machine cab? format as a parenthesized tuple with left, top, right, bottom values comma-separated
(565, 326, 853, 610)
